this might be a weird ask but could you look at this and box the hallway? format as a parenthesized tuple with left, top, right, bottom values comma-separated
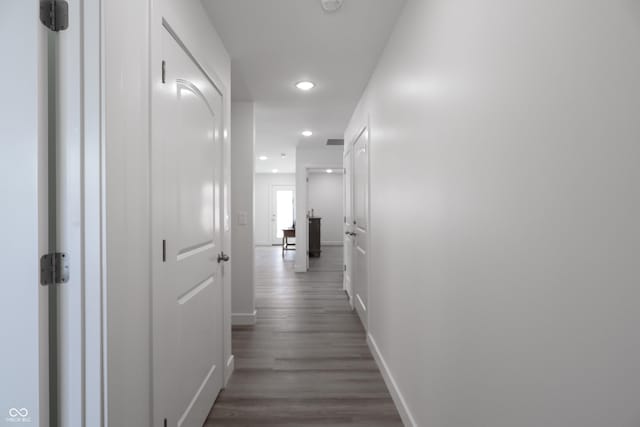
(206, 247, 402, 426)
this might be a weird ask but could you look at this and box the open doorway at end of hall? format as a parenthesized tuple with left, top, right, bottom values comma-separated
(254, 172, 297, 253)
(307, 168, 344, 272)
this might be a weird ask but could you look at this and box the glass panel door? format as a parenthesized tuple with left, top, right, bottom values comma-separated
(271, 186, 295, 244)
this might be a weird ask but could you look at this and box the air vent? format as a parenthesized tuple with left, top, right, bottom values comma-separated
(326, 139, 344, 146)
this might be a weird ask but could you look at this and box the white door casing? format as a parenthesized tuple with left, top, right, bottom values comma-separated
(352, 127, 370, 329)
(0, 2, 49, 425)
(152, 24, 225, 427)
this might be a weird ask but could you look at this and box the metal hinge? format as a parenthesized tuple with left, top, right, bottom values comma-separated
(40, 0, 69, 32)
(162, 60, 166, 84)
(40, 252, 70, 286)
(344, 265, 347, 272)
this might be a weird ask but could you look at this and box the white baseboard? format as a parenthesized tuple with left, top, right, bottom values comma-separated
(232, 310, 257, 326)
(294, 264, 307, 273)
(224, 354, 235, 386)
(367, 334, 418, 427)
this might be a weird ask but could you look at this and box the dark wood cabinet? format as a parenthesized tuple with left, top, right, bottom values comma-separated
(308, 217, 322, 257)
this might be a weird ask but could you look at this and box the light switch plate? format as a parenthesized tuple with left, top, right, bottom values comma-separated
(238, 212, 248, 226)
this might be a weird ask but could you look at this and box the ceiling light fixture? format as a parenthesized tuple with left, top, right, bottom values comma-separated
(326, 169, 334, 174)
(272, 169, 279, 174)
(258, 156, 268, 161)
(295, 81, 315, 91)
(321, 0, 344, 13)
(302, 130, 313, 137)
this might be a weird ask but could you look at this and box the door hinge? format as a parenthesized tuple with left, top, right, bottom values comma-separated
(162, 240, 167, 262)
(162, 60, 166, 84)
(40, 0, 69, 32)
(40, 252, 69, 286)
(344, 265, 347, 272)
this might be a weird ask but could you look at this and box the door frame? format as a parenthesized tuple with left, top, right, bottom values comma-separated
(301, 166, 344, 271)
(150, 17, 232, 426)
(54, 0, 105, 425)
(269, 185, 296, 245)
(347, 122, 371, 329)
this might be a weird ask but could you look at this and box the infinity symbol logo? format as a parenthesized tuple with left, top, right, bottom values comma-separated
(8, 408, 28, 417)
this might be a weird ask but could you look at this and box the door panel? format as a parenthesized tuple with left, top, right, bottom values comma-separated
(352, 128, 369, 329)
(153, 26, 224, 427)
(343, 149, 354, 302)
(0, 2, 49, 425)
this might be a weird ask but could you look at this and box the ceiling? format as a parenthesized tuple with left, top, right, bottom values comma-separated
(203, 0, 406, 173)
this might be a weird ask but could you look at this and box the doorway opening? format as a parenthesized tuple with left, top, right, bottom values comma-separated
(306, 167, 344, 272)
(271, 185, 296, 249)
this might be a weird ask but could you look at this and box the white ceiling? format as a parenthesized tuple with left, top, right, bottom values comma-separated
(203, 0, 406, 173)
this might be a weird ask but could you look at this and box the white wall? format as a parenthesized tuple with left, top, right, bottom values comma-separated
(103, 0, 231, 425)
(255, 173, 296, 246)
(0, 3, 48, 424)
(308, 172, 344, 245)
(347, 1, 640, 426)
(295, 147, 343, 271)
(231, 102, 255, 325)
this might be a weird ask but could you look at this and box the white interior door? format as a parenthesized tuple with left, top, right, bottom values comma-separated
(343, 149, 354, 303)
(352, 128, 370, 329)
(153, 26, 225, 427)
(270, 185, 295, 245)
(0, 2, 49, 425)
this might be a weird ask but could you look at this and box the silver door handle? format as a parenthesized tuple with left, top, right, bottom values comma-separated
(217, 252, 230, 263)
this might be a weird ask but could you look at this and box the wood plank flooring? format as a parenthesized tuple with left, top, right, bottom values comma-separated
(309, 246, 344, 272)
(205, 246, 403, 426)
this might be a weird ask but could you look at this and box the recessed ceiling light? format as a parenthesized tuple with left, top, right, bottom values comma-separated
(258, 156, 268, 161)
(295, 81, 315, 91)
(326, 169, 333, 174)
(272, 169, 279, 174)
(281, 153, 287, 158)
(321, 0, 344, 13)
(302, 130, 313, 137)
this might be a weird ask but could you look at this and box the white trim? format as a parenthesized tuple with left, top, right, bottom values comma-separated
(83, 0, 106, 424)
(356, 294, 367, 314)
(224, 355, 235, 386)
(232, 310, 257, 326)
(367, 334, 418, 427)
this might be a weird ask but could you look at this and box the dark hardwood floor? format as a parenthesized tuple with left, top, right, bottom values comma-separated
(205, 246, 403, 426)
